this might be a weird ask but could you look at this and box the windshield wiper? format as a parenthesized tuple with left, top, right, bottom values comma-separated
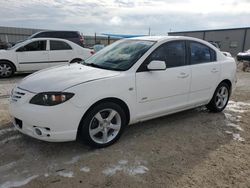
(84, 63, 105, 69)
(83, 62, 122, 71)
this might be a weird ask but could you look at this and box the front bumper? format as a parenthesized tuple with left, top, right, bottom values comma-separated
(9, 87, 84, 142)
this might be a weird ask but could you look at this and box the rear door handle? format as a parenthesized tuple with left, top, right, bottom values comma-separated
(178, 72, 189, 78)
(211, 68, 219, 73)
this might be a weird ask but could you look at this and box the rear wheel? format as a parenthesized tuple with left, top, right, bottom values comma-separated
(206, 82, 230, 112)
(79, 102, 126, 148)
(0, 61, 15, 78)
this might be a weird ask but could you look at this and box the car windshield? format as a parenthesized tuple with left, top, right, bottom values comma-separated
(82, 40, 155, 71)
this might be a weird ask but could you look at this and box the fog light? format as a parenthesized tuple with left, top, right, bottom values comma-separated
(34, 128, 42, 136)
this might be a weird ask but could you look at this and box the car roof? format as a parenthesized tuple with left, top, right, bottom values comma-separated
(130, 35, 205, 42)
(35, 30, 79, 33)
(130, 35, 219, 50)
(29, 38, 73, 42)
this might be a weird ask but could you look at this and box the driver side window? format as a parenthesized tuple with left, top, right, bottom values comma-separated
(138, 41, 186, 72)
(17, 40, 47, 52)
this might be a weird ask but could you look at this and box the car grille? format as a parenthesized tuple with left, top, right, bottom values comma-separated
(11, 88, 26, 102)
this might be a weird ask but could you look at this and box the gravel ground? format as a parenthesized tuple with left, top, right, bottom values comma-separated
(0, 70, 250, 188)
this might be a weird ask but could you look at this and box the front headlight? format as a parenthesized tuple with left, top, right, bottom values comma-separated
(30, 92, 74, 106)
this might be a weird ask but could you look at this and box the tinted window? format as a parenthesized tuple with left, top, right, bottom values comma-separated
(36, 32, 62, 38)
(50, 40, 72, 50)
(48, 32, 58, 38)
(46, 32, 78, 38)
(190, 42, 216, 64)
(33, 32, 47, 38)
(31, 31, 79, 39)
(50, 32, 64, 38)
(63, 32, 78, 38)
(20, 40, 46, 51)
(145, 41, 186, 69)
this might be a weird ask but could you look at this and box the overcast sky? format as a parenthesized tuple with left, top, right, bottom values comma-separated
(0, 0, 250, 35)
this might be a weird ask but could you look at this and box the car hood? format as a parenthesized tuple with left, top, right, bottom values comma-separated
(0, 49, 13, 54)
(18, 63, 121, 93)
(0, 50, 7, 53)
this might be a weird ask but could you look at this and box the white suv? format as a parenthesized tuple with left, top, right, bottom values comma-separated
(0, 38, 93, 78)
(9, 36, 237, 148)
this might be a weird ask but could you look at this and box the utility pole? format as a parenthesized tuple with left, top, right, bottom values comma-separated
(148, 27, 151, 36)
(94, 32, 97, 45)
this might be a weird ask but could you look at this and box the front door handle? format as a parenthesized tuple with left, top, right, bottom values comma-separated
(178, 72, 189, 78)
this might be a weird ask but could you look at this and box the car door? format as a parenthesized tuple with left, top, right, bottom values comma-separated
(16, 40, 49, 71)
(136, 41, 191, 120)
(48, 40, 74, 67)
(188, 41, 220, 106)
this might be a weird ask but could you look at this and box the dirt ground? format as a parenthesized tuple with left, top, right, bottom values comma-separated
(0, 69, 250, 188)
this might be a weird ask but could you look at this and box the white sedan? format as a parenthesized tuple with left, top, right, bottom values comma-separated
(0, 38, 93, 78)
(9, 36, 237, 148)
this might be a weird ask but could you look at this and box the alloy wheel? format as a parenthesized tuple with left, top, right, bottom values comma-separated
(215, 86, 229, 109)
(89, 108, 122, 144)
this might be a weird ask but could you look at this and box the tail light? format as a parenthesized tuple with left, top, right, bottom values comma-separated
(90, 50, 95, 55)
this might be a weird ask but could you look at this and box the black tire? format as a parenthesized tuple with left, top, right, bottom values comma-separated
(0, 61, 15, 78)
(79, 102, 127, 148)
(206, 82, 230, 112)
(70, 59, 82, 64)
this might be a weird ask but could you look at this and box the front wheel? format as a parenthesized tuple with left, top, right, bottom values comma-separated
(0, 62, 15, 78)
(206, 82, 230, 112)
(79, 102, 127, 148)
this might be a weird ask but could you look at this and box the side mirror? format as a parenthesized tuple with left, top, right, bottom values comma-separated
(147, 60, 166, 71)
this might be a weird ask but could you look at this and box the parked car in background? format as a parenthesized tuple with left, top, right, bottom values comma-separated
(237, 49, 250, 61)
(237, 49, 250, 72)
(9, 36, 237, 148)
(0, 38, 93, 78)
(26, 31, 85, 47)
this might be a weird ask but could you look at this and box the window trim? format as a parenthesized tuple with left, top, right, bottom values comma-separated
(137, 40, 188, 72)
(49, 40, 72, 51)
(187, 40, 217, 65)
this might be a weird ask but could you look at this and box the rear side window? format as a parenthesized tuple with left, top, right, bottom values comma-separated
(50, 32, 64, 38)
(32, 31, 79, 39)
(190, 42, 216, 64)
(63, 32, 79, 38)
(20, 40, 46, 51)
(34, 32, 48, 38)
(145, 41, 186, 68)
(50, 40, 72, 50)
(37, 32, 62, 38)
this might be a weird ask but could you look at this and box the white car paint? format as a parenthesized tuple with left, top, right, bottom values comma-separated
(9, 36, 237, 142)
(0, 38, 92, 73)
